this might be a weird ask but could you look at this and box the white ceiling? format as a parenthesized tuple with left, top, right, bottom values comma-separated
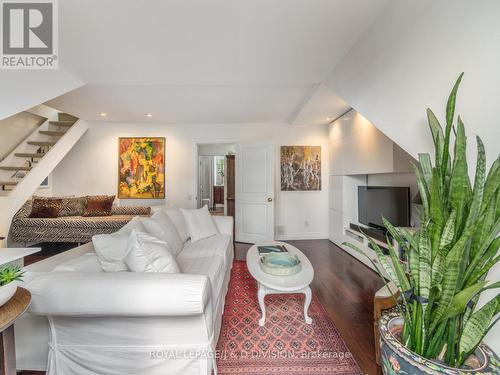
(46, 0, 389, 123)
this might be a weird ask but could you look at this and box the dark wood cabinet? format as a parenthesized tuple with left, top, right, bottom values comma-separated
(213, 186, 224, 207)
(226, 155, 235, 218)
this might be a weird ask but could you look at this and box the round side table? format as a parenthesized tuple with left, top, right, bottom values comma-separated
(0, 287, 31, 375)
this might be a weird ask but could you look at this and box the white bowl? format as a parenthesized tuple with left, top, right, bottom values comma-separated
(0, 282, 17, 307)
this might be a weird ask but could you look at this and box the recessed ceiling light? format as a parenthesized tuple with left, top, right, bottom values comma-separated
(100, 112, 107, 117)
(145, 113, 153, 118)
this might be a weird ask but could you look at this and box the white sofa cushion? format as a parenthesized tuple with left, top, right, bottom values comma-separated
(54, 253, 102, 273)
(177, 255, 225, 304)
(180, 206, 219, 243)
(92, 232, 130, 272)
(118, 216, 146, 235)
(125, 230, 180, 273)
(165, 208, 190, 243)
(140, 211, 183, 256)
(179, 234, 232, 265)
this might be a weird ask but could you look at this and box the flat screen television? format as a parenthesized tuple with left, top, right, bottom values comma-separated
(358, 186, 410, 230)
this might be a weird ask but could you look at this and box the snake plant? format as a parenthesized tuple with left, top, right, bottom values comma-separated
(344, 73, 500, 367)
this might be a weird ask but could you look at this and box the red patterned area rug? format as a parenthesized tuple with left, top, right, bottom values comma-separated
(216, 261, 363, 375)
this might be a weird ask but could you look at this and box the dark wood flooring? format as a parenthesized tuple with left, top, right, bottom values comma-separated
(235, 240, 383, 375)
(20, 239, 382, 375)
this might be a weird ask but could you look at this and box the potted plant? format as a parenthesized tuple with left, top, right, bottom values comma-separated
(0, 265, 24, 307)
(345, 74, 500, 373)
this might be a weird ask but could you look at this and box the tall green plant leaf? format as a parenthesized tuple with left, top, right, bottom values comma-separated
(419, 153, 433, 188)
(440, 281, 489, 322)
(448, 117, 469, 232)
(464, 135, 486, 229)
(426, 109, 444, 170)
(442, 72, 464, 178)
(413, 163, 430, 220)
(458, 295, 500, 366)
(481, 157, 500, 214)
(429, 169, 444, 260)
(431, 224, 478, 328)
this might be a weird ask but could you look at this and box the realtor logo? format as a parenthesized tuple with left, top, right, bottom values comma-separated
(1, 0, 58, 69)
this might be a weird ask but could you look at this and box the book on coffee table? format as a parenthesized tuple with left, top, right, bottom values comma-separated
(257, 244, 288, 255)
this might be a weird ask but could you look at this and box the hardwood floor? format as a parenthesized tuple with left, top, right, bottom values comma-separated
(235, 240, 383, 375)
(20, 239, 382, 375)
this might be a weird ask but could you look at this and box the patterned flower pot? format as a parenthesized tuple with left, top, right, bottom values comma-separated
(379, 312, 499, 374)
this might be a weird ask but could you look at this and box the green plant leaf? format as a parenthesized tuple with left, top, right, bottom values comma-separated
(0, 265, 24, 286)
(442, 72, 464, 178)
(458, 295, 500, 366)
(426, 109, 444, 170)
(429, 169, 444, 260)
(440, 281, 488, 322)
(448, 116, 469, 233)
(431, 223, 478, 328)
(481, 157, 500, 214)
(464, 135, 486, 229)
(419, 153, 433, 189)
(413, 162, 430, 220)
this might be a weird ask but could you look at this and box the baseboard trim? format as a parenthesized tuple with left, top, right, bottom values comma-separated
(275, 233, 329, 241)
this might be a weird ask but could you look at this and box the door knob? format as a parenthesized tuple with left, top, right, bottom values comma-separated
(267, 197, 273, 202)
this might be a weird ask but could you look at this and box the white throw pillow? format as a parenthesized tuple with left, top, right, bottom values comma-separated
(140, 211, 183, 257)
(165, 208, 190, 243)
(180, 206, 219, 243)
(125, 230, 180, 273)
(118, 216, 146, 235)
(92, 231, 130, 272)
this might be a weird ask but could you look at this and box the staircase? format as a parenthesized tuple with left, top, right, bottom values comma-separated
(0, 111, 88, 238)
(0, 113, 78, 192)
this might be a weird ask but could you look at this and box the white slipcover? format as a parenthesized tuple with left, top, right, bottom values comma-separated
(15, 216, 234, 375)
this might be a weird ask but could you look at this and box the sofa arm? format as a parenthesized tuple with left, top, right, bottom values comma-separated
(27, 272, 210, 317)
(213, 216, 234, 237)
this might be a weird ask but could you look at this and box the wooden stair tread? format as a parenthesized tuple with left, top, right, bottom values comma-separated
(27, 141, 56, 146)
(14, 153, 45, 158)
(49, 121, 74, 127)
(0, 181, 18, 186)
(58, 113, 78, 122)
(39, 130, 66, 136)
(0, 166, 31, 171)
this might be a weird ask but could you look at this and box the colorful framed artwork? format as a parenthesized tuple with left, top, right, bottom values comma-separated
(118, 137, 165, 199)
(280, 145, 321, 191)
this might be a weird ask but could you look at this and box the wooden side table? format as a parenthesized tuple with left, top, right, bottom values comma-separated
(0, 287, 31, 375)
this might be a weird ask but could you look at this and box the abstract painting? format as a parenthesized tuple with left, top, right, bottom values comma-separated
(280, 146, 321, 191)
(118, 137, 165, 199)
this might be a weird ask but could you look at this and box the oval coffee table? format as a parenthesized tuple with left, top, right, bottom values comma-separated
(246, 241, 314, 326)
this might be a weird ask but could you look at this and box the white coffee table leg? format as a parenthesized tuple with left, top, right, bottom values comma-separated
(303, 286, 313, 324)
(257, 284, 266, 326)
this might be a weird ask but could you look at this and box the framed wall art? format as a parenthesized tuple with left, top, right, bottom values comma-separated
(280, 145, 321, 191)
(118, 137, 165, 199)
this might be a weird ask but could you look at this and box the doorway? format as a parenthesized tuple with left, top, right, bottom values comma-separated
(197, 144, 236, 218)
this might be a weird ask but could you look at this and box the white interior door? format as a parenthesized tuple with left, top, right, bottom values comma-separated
(198, 156, 214, 208)
(235, 141, 274, 243)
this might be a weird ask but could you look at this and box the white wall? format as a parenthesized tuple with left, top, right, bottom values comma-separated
(326, 0, 500, 170)
(51, 122, 330, 240)
(326, 1, 500, 350)
(197, 144, 235, 156)
(0, 112, 45, 161)
(0, 69, 83, 121)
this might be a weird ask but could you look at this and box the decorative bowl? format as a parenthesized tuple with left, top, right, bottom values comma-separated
(260, 253, 301, 276)
(0, 282, 17, 307)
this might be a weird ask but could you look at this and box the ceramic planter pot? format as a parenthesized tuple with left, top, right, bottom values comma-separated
(0, 282, 17, 307)
(379, 311, 499, 374)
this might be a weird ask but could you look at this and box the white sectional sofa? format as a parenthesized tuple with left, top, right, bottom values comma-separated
(15, 215, 234, 375)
